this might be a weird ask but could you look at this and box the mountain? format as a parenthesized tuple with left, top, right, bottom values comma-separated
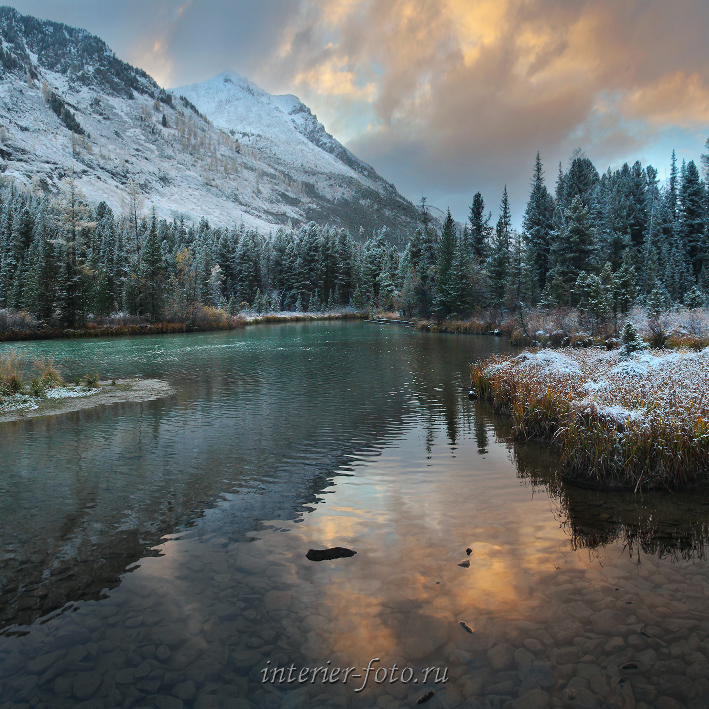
(0, 6, 419, 238)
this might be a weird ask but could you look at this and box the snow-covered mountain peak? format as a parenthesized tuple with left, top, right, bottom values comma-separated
(0, 9, 418, 239)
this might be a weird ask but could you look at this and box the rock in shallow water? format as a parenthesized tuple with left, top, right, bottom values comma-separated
(305, 547, 356, 561)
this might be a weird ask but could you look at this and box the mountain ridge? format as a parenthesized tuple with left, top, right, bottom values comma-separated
(0, 7, 420, 240)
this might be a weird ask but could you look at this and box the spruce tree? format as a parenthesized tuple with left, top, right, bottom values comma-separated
(523, 152, 554, 291)
(140, 214, 164, 319)
(488, 187, 511, 302)
(434, 209, 456, 316)
(468, 192, 491, 260)
(678, 160, 705, 279)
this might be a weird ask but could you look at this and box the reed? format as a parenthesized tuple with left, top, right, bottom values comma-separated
(0, 351, 23, 394)
(472, 347, 709, 489)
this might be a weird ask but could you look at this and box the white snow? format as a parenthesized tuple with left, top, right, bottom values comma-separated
(483, 347, 709, 430)
(0, 50, 410, 233)
(512, 350, 583, 376)
(45, 386, 102, 399)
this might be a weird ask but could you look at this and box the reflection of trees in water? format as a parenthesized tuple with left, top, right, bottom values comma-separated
(406, 334, 479, 450)
(483, 401, 709, 562)
(0, 328, 416, 633)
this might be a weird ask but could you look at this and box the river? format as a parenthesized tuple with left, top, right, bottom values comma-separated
(1, 321, 708, 708)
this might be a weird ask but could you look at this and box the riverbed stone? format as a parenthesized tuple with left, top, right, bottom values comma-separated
(548, 617, 583, 645)
(524, 639, 545, 654)
(507, 688, 550, 709)
(114, 668, 136, 684)
(487, 643, 515, 672)
(264, 590, 291, 611)
(173, 680, 197, 701)
(155, 696, 184, 709)
(27, 650, 64, 674)
(519, 662, 555, 692)
(135, 660, 152, 679)
(552, 647, 581, 665)
(656, 674, 690, 701)
(401, 614, 450, 660)
(604, 637, 625, 653)
(589, 609, 626, 635)
(514, 648, 535, 674)
(230, 650, 264, 670)
(72, 672, 102, 700)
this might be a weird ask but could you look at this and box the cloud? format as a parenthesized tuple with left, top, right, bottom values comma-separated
(9, 0, 709, 222)
(261, 0, 709, 220)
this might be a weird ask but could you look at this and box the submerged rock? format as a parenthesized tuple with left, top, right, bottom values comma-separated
(305, 547, 356, 562)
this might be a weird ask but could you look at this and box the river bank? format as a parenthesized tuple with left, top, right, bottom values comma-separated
(0, 310, 367, 343)
(0, 378, 175, 424)
(471, 346, 709, 490)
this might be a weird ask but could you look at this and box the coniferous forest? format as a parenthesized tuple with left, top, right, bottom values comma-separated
(1, 144, 709, 331)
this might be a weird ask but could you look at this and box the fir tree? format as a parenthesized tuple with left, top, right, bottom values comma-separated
(523, 152, 555, 291)
(488, 186, 511, 301)
(468, 192, 491, 261)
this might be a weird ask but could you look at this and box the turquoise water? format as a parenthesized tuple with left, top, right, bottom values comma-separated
(1, 322, 709, 708)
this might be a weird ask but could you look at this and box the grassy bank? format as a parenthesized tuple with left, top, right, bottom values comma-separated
(0, 308, 371, 343)
(377, 306, 709, 350)
(0, 353, 174, 422)
(471, 347, 709, 490)
(244, 311, 367, 326)
(0, 305, 245, 343)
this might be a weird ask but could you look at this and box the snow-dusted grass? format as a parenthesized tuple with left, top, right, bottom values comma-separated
(0, 351, 99, 414)
(242, 309, 364, 325)
(472, 347, 709, 489)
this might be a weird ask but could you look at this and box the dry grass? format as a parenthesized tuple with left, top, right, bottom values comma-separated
(0, 351, 24, 394)
(34, 356, 63, 387)
(472, 347, 709, 490)
(0, 353, 68, 398)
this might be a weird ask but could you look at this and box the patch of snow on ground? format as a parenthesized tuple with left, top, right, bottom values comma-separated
(0, 394, 38, 413)
(45, 387, 102, 399)
(513, 350, 583, 376)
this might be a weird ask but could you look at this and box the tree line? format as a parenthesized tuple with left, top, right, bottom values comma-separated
(1, 142, 708, 327)
(0, 173, 401, 326)
(402, 145, 709, 321)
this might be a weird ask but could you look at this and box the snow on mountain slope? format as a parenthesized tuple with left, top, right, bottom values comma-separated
(176, 72, 388, 188)
(0, 7, 419, 238)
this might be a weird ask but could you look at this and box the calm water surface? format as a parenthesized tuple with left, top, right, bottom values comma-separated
(1, 321, 709, 709)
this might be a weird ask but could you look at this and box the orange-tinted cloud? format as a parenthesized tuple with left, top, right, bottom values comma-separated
(259, 0, 709, 218)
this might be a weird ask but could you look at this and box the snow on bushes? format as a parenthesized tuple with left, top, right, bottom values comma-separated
(471, 346, 709, 489)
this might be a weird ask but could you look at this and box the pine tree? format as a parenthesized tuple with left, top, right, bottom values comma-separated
(678, 160, 705, 280)
(553, 196, 595, 302)
(612, 250, 637, 315)
(523, 152, 555, 291)
(140, 214, 164, 319)
(434, 209, 456, 316)
(468, 192, 491, 261)
(488, 186, 511, 301)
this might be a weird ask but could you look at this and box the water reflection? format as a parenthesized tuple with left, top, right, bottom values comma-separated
(2, 324, 709, 708)
(491, 405, 709, 562)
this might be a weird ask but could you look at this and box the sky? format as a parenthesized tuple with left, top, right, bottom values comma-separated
(8, 0, 709, 225)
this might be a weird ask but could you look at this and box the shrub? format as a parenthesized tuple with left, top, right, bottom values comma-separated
(85, 372, 99, 389)
(35, 357, 63, 387)
(29, 376, 45, 397)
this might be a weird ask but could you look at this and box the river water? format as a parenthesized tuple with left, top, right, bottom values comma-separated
(1, 321, 709, 709)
